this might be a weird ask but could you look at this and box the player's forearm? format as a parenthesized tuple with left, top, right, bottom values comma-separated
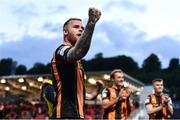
(86, 90, 98, 100)
(147, 105, 162, 114)
(74, 21, 95, 57)
(103, 97, 120, 109)
(167, 103, 173, 115)
(67, 21, 95, 62)
(86, 82, 103, 100)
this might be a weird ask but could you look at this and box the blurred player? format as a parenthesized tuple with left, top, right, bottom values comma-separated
(145, 79, 173, 119)
(86, 80, 104, 100)
(40, 79, 104, 118)
(40, 79, 55, 118)
(102, 69, 133, 120)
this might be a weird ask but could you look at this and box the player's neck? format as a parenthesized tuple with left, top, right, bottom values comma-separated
(64, 39, 73, 46)
(154, 92, 163, 96)
(113, 84, 123, 90)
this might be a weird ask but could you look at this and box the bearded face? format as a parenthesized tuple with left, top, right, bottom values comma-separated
(64, 20, 84, 45)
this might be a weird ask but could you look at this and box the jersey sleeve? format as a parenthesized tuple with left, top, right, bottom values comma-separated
(167, 96, 173, 106)
(55, 45, 71, 62)
(102, 88, 110, 100)
(145, 95, 151, 106)
(163, 94, 173, 106)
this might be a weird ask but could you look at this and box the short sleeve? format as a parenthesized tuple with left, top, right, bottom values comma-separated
(55, 45, 71, 62)
(145, 95, 151, 106)
(167, 96, 173, 106)
(102, 88, 110, 100)
(163, 94, 173, 106)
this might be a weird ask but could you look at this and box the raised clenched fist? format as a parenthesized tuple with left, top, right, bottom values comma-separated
(88, 7, 101, 24)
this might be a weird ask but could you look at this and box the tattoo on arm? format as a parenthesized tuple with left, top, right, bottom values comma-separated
(67, 21, 95, 62)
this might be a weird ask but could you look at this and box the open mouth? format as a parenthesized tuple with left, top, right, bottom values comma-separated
(77, 33, 82, 37)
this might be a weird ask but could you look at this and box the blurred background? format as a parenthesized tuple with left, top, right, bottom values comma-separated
(0, 0, 180, 119)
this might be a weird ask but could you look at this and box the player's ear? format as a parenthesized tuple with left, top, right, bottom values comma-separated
(63, 29, 68, 36)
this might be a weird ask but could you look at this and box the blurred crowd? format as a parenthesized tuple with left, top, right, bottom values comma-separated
(0, 100, 48, 119)
(0, 98, 139, 119)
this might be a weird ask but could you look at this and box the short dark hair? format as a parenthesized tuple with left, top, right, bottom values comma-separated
(152, 78, 163, 84)
(63, 18, 82, 30)
(110, 69, 123, 79)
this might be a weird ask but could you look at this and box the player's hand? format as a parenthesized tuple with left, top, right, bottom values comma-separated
(88, 7, 101, 24)
(96, 80, 104, 93)
(162, 101, 168, 107)
(96, 80, 104, 87)
(162, 97, 169, 107)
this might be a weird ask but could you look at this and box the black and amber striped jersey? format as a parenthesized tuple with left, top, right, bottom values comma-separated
(102, 86, 131, 120)
(51, 44, 85, 119)
(145, 93, 173, 119)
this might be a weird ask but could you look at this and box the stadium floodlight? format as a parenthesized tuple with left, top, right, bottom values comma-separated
(88, 78, 96, 85)
(29, 82, 33, 86)
(18, 78, 24, 83)
(37, 77, 43, 82)
(123, 81, 128, 87)
(22, 86, 27, 90)
(0, 79, 6, 84)
(136, 91, 140, 95)
(5, 86, 10, 91)
(103, 74, 110, 80)
(84, 75, 87, 80)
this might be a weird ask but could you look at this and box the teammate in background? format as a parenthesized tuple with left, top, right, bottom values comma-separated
(40, 79, 55, 118)
(102, 69, 133, 120)
(86, 80, 104, 100)
(40, 79, 104, 118)
(145, 79, 173, 119)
